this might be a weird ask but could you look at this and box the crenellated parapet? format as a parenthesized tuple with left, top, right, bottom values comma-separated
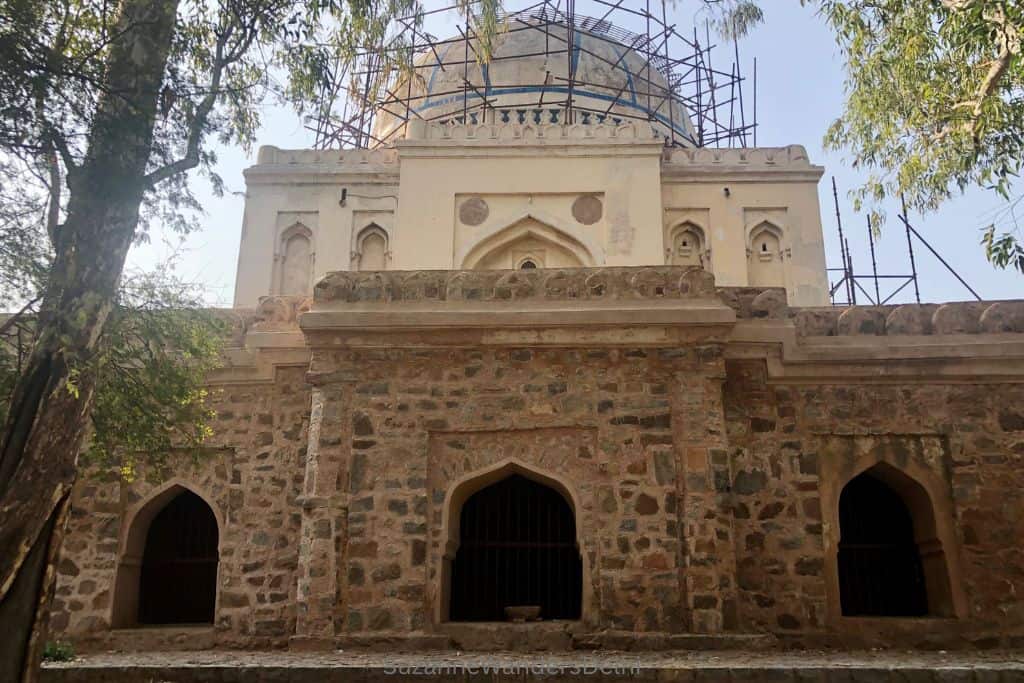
(718, 286, 1024, 337)
(662, 144, 824, 182)
(313, 266, 717, 304)
(301, 266, 734, 345)
(402, 118, 660, 145)
(254, 145, 398, 166)
(244, 146, 399, 184)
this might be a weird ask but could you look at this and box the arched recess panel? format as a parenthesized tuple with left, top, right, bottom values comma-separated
(353, 225, 389, 271)
(279, 227, 313, 295)
(112, 486, 220, 627)
(747, 223, 785, 287)
(461, 217, 594, 270)
(668, 222, 707, 268)
(838, 464, 954, 617)
(448, 474, 582, 621)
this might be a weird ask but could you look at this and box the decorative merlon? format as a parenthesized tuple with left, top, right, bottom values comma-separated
(665, 145, 812, 168)
(401, 118, 662, 145)
(301, 267, 733, 338)
(721, 287, 1024, 336)
(661, 145, 824, 181)
(251, 145, 398, 167)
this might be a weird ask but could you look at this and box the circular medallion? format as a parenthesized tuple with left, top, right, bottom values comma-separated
(572, 195, 603, 225)
(459, 197, 489, 226)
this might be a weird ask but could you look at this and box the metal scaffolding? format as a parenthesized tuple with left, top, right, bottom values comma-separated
(307, 0, 757, 149)
(828, 178, 981, 306)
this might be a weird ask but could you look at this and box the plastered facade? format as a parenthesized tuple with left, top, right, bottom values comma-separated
(233, 121, 829, 308)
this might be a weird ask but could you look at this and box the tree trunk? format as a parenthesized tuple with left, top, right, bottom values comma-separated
(0, 1, 181, 681)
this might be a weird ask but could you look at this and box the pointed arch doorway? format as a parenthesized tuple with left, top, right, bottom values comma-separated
(112, 486, 220, 627)
(838, 470, 929, 616)
(447, 472, 582, 622)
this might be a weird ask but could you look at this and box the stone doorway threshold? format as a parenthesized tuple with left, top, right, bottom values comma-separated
(326, 626, 776, 653)
(82, 626, 216, 652)
(441, 621, 581, 651)
(43, 650, 1024, 682)
(437, 623, 776, 652)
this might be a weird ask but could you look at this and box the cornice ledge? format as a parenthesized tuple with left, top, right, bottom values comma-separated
(727, 319, 1024, 383)
(243, 170, 400, 185)
(207, 345, 311, 385)
(301, 300, 736, 332)
(660, 168, 826, 183)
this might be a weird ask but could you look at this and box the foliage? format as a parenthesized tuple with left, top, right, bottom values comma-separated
(1, 0, 298, 242)
(80, 271, 227, 479)
(811, 0, 1024, 271)
(40, 640, 75, 663)
(0, 266, 227, 481)
(0, 161, 50, 305)
(982, 223, 1024, 273)
(705, 0, 765, 39)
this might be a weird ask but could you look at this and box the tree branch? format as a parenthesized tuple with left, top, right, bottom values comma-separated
(143, 2, 272, 189)
(0, 297, 41, 339)
(44, 147, 60, 246)
(932, 2, 1021, 143)
(142, 31, 228, 188)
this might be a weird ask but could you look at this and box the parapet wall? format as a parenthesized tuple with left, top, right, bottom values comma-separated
(718, 287, 1024, 336)
(311, 266, 718, 304)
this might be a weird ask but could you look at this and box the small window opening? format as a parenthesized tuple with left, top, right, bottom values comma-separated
(519, 260, 538, 270)
(761, 242, 768, 252)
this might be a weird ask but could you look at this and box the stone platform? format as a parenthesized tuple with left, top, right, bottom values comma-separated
(42, 650, 1024, 682)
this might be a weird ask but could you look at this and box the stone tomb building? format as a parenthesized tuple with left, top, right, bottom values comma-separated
(50, 20, 1024, 652)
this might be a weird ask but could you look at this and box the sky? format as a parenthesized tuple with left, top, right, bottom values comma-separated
(125, 1, 1024, 307)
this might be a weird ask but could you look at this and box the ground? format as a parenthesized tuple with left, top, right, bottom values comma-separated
(42, 649, 1024, 682)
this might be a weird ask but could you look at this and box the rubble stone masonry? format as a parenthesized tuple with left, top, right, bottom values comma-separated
(50, 267, 1024, 651)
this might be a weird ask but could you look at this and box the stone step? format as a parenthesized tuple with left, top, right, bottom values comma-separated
(42, 650, 1024, 682)
(327, 627, 777, 653)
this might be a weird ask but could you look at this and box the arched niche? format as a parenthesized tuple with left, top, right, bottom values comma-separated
(515, 256, 540, 270)
(459, 215, 596, 270)
(667, 221, 708, 268)
(747, 221, 785, 288)
(111, 482, 222, 628)
(826, 460, 962, 622)
(352, 224, 390, 271)
(437, 460, 586, 624)
(276, 223, 314, 295)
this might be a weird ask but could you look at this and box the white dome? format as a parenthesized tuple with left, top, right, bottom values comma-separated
(371, 15, 696, 145)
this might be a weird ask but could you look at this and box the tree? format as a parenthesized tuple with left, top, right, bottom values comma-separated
(0, 268, 226, 479)
(0, 0, 339, 678)
(811, 0, 1024, 271)
(0, 0, 767, 678)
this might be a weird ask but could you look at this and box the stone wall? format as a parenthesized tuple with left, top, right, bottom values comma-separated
(723, 358, 1024, 648)
(51, 365, 311, 649)
(49, 268, 1024, 651)
(305, 344, 724, 637)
